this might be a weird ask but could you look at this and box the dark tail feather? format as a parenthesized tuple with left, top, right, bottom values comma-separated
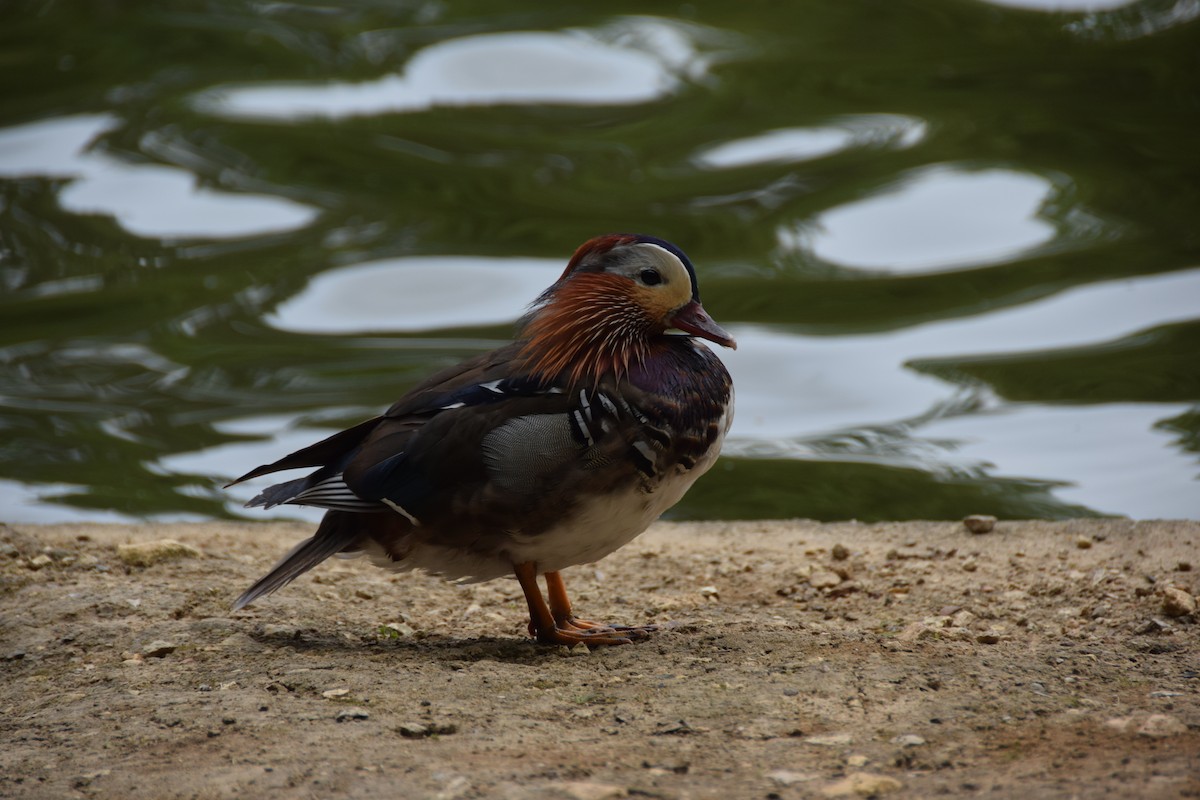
(224, 417, 381, 488)
(245, 473, 323, 509)
(232, 512, 363, 610)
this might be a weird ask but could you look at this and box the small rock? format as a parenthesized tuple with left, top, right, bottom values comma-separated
(425, 720, 458, 736)
(0, 542, 18, 558)
(767, 770, 818, 786)
(117, 540, 201, 567)
(809, 570, 843, 590)
(380, 621, 415, 638)
(698, 585, 720, 600)
(962, 558, 978, 573)
(261, 624, 300, 639)
(804, 732, 853, 747)
(28, 554, 53, 570)
(831, 544, 850, 561)
(558, 642, 591, 657)
(141, 640, 177, 658)
(554, 781, 627, 800)
(1075, 536, 1093, 550)
(975, 630, 1003, 645)
(821, 772, 903, 797)
(846, 754, 869, 768)
(1160, 586, 1195, 618)
(1132, 618, 1173, 635)
(354, 588, 374, 600)
(71, 769, 111, 788)
(891, 734, 926, 747)
(322, 688, 350, 699)
(1177, 561, 1193, 572)
(397, 722, 429, 738)
(335, 707, 370, 722)
(897, 621, 937, 643)
(1137, 714, 1187, 738)
(963, 515, 996, 534)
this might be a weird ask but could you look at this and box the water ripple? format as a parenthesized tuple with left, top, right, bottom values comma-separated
(0, 115, 318, 240)
(193, 21, 705, 122)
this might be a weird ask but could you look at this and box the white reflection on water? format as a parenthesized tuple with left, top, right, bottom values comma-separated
(693, 115, 926, 169)
(919, 403, 1195, 519)
(160, 414, 330, 521)
(720, 267, 1200, 517)
(194, 24, 697, 121)
(0, 114, 317, 240)
(979, 0, 1135, 9)
(781, 166, 1057, 273)
(268, 257, 563, 334)
(0, 479, 202, 524)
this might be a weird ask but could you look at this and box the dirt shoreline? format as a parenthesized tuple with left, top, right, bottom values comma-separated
(2, 519, 1197, 799)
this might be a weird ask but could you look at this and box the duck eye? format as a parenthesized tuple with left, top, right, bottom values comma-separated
(639, 268, 662, 286)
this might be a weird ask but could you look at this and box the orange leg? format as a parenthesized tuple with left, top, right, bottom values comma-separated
(513, 563, 655, 646)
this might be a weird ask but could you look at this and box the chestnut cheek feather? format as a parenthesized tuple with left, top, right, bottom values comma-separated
(520, 274, 650, 385)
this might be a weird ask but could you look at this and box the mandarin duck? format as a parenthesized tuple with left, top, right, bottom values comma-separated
(228, 234, 735, 646)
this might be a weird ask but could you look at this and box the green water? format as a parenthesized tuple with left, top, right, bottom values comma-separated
(1, 1, 1197, 522)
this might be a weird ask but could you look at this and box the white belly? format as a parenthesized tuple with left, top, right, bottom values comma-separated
(367, 403, 731, 583)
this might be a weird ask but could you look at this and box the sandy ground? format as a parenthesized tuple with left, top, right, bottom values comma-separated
(1, 518, 1197, 799)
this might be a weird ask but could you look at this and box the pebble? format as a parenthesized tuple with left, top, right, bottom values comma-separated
(891, 734, 926, 747)
(846, 754, 869, 768)
(831, 544, 850, 561)
(554, 781, 627, 800)
(1160, 586, 1195, 617)
(262, 624, 301, 639)
(963, 515, 996, 534)
(1137, 714, 1187, 738)
(1075, 536, 1093, 550)
(804, 732, 853, 746)
(820, 772, 903, 797)
(335, 707, 370, 722)
(0, 542, 18, 558)
(396, 719, 459, 737)
(767, 769, 818, 786)
(699, 585, 720, 600)
(558, 642, 592, 657)
(897, 621, 937, 643)
(322, 688, 350, 699)
(808, 570, 843, 590)
(397, 722, 429, 738)
(381, 621, 415, 638)
(141, 640, 177, 658)
(1133, 618, 1173, 635)
(117, 539, 201, 567)
(28, 554, 53, 570)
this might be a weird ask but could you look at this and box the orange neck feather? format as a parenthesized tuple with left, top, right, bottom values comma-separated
(519, 273, 656, 387)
